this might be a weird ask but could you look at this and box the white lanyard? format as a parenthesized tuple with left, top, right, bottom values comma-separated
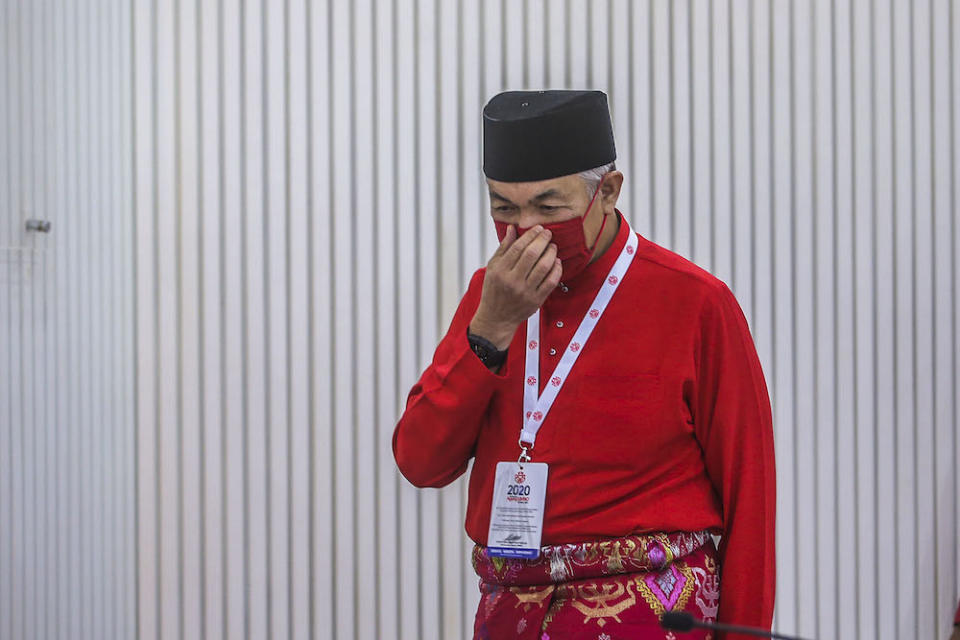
(519, 220, 638, 459)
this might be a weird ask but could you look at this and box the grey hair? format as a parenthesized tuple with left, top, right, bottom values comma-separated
(578, 161, 617, 197)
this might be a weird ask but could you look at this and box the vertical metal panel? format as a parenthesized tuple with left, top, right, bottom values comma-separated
(128, 1, 960, 639)
(729, 0, 752, 313)
(351, 0, 379, 636)
(197, 1, 223, 637)
(329, 0, 355, 635)
(0, 0, 135, 638)
(811, 1, 839, 637)
(50, 1, 66, 637)
(9, 4, 24, 640)
(931, 1, 957, 634)
(954, 0, 960, 626)
(121, 0, 138, 633)
(93, 3, 105, 635)
(436, 0, 465, 637)
(307, 0, 334, 636)
(264, 0, 290, 638)
(393, 1, 420, 637)
(456, 4, 484, 637)
(671, 0, 693, 259)
(872, 2, 898, 638)
(912, 1, 938, 638)
(155, 0, 181, 635)
(892, 1, 918, 638)
(629, 1, 653, 246)
(771, 1, 797, 631)
(3, 2, 17, 638)
(177, 0, 203, 636)
(286, 1, 311, 638)
(851, 0, 878, 634)
(28, 4, 44, 637)
(241, 0, 269, 635)
(651, 0, 672, 246)
(218, 0, 247, 637)
(689, 0, 712, 271)
(0, 2, 11, 637)
(373, 0, 399, 635)
(24, 3, 38, 639)
(834, 2, 860, 638)
(791, 2, 817, 636)
(414, 1, 440, 638)
(132, 0, 158, 634)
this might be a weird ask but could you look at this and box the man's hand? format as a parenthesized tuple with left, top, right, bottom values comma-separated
(469, 225, 562, 350)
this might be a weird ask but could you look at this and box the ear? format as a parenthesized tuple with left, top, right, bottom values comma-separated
(600, 171, 624, 213)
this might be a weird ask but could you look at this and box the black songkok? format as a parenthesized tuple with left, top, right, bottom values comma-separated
(482, 90, 616, 183)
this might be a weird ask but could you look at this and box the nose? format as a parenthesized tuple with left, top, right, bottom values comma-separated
(514, 207, 550, 231)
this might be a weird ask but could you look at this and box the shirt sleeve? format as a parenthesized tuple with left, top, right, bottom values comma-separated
(392, 268, 513, 488)
(691, 282, 777, 638)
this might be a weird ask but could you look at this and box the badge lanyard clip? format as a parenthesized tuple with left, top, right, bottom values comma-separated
(517, 438, 532, 466)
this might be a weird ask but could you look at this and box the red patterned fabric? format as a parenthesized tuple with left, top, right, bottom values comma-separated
(472, 532, 720, 640)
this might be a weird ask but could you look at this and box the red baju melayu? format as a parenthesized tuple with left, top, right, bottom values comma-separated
(393, 212, 776, 639)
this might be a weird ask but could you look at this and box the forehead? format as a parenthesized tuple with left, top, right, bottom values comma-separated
(486, 173, 583, 202)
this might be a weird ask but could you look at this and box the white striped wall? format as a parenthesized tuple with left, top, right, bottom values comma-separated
(1, 0, 953, 639)
(131, 1, 960, 639)
(0, 1, 136, 639)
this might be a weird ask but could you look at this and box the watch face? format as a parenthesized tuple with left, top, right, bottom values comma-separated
(468, 332, 506, 367)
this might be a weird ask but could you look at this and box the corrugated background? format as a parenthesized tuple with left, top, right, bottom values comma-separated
(0, 1, 137, 639)
(2, 0, 959, 639)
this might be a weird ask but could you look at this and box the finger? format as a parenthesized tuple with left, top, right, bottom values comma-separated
(510, 228, 553, 277)
(535, 258, 563, 297)
(526, 243, 558, 286)
(502, 224, 545, 266)
(491, 224, 516, 259)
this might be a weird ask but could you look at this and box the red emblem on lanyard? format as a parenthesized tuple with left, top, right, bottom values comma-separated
(608, 275, 619, 286)
(626, 245, 634, 255)
(532, 411, 543, 422)
(528, 340, 538, 350)
(588, 309, 599, 319)
(570, 342, 581, 352)
(551, 376, 561, 386)
(526, 376, 537, 386)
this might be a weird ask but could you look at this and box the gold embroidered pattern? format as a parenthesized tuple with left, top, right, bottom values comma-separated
(569, 578, 638, 628)
(510, 585, 555, 613)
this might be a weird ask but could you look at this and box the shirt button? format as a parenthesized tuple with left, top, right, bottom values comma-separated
(556, 320, 564, 328)
(560, 283, 569, 292)
(549, 348, 557, 356)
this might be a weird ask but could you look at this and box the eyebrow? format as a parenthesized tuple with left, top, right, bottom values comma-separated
(488, 188, 568, 205)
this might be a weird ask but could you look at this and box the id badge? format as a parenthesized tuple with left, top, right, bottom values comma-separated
(486, 462, 548, 559)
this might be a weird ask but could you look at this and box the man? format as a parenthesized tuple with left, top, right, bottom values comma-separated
(393, 90, 775, 639)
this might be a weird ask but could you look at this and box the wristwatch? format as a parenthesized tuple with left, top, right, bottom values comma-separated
(467, 331, 509, 369)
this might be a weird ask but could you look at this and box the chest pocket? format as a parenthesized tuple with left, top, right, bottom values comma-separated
(561, 372, 666, 466)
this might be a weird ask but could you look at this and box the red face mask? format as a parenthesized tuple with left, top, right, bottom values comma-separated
(494, 177, 608, 282)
